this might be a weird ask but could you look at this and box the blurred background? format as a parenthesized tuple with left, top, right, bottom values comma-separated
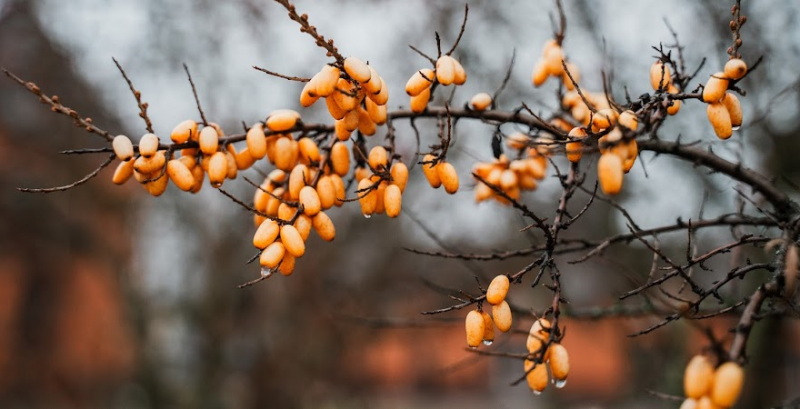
(1, 0, 799, 408)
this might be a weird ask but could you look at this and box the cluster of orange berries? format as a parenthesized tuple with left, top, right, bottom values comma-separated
(300, 57, 388, 140)
(472, 142, 548, 204)
(464, 275, 513, 348)
(523, 317, 570, 394)
(531, 39, 580, 91)
(681, 355, 744, 409)
(406, 54, 467, 112)
(355, 146, 407, 218)
(420, 154, 459, 194)
(649, 60, 683, 116)
(702, 59, 746, 140)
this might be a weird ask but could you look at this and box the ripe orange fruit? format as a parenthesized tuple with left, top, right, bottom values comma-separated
(315, 65, 340, 97)
(465, 310, 485, 348)
(369, 77, 389, 105)
(384, 184, 402, 218)
(667, 84, 682, 115)
(208, 151, 228, 186)
(422, 154, 442, 188)
(198, 127, 219, 156)
(390, 162, 409, 192)
(280, 224, 305, 258)
(357, 108, 377, 136)
(170, 119, 197, 144)
(368, 146, 388, 170)
(524, 359, 548, 393)
(112, 135, 134, 161)
(139, 133, 160, 158)
(486, 275, 510, 305)
(410, 86, 431, 113)
(480, 310, 494, 345)
(707, 102, 733, 139)
(684, 355, 714, 399)
(491, 300, 512, 332)
(721, 92, 742, 128)
(299, 185, 321, 216)
(167, 159, 194, 191)
(453, 59, 467, 85)
(266, 109, 300, 132)
(598, 152, 623, 195)
(710, 362, 744, 407)
(526, 318, 551, 353)
(134, 150, 166, 174)
(357, 178, 378, 216)
(278, 252, 296, 276)
(702, 72, 729, 103)
(330, 142, 350, 176)
(566, 127, 587, 163)
(724, 58, 747, 80)
(300, 76, 319, 107)
(325, 96, 347, 120)
(260, 241, 285, 269)
(438, 162, 459, 194)
(112, 159, 135, 185)
(650, 61, 672, 91)
(253, 219, 280, 249)
(312, 211, 336, 241)
(470, 92, 492, 111)
(531, 60, 549, 87)
(343, 57, 371, 83)
(365, 97, 387, 125)
(618, 110, 638, 130)
(548, 343, 570, 382)
(293, 214, 312, 241)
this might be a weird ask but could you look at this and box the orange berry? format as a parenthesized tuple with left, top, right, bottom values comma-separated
(170, 119, 197, 144)
(208, 151, 228, 186)
(278, 252, 296, 276)
(650, 60, 672, 91)
(526, 318, 551, 353)
(357, 178, 378, 216)
(438, 162, 459, 194)
(524, 359, 549, 393)
(465, 310, 485, 348)
(280, 224, 305, 258)
(702, 72, 729, 103)
(390, 162, 409, 192)
(480, 310, 494, 345)
(684, 355, 714, 399)
(253, 219, 280, 249)
(422, 154, 441, 188)
(369, 77, 389, 105)
(112, 135, 134, 161)
(315, 65, 340, 97)
(410, 86, 430, 113)
(486, 275, 510, 305)
(259, 241, 285, 269)
(598, 152, 623, 195)
(548, 343, 570, 381)
(112, 159, 135, 185)
(312, 211, 336, 241)
(470, 92, 492, 111)
(491, 300, 512, 332)
(384, 184, 402, 218)
(343, 57, 371, 83)
(724, 58, 747, 80)
(167, 159, 194, 191)
(198, 127, 218, 156)
(435, 55, 456, 86)
(707, 102, 733, 140)
(721, 92, 742, 128)
(139, 133, 160, 158)
(711, 362, 744, 407)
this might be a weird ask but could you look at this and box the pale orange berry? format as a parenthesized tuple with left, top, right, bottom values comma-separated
(333, 79, 359, 112)
(344, 57, 371, 83)
(566, 127, 587, 163)
(259, 241, 285, 269)
(144, 172, 169, 197)
(470, 92, 492, 111)
(278, 252, 296, 276)
(435, 55, 457, 86)
(526, 318, 551, 353)
(198, 127, 218, 156)
(274, 137, 294, 171)
(112, 159, 135, 185)
(548, 343, 570, 381)
(246, 123, 267, 159)
(190, 165, 204, 193)
(316, 176, 336, 210)
(707, 102, 733, 140)
(491, 300, 512, 332)
(524, 359, 549, 393)
(208, 151, 228, 186)
(453, 58, 467, 85)
(134, 150, 166, 175)
(266, 109, 300, 132)
(369, 77, 389, 105)
(312, 211, 336, 241)
(650, 60, 672, 91)
(598, 152, 623, 195)
(357, 178, 378, 216)
(277, 203, 295, 222)
(300, 75, 320, 107)
(507, 132, 530, 150)
(330, 174, 346, 207)
(618, 110, 638, 130)
(667, 84, 682, 115)
(410, 86, 430, 113)
(280, 224, 305, 258)
(112, 135, 134, 161)
(480, 310, 494, 345)
(486, 275, 510, 305)
(298, 138, 320, 164)
(390, 162, 409, 192)
(139, 133, 160, 158)
(315, 65, 340, 97)
(465, 310, 485, 348)
(167, 159, 194, 191)
(170, 119, 197, 144)
(235, 148, 255, 170)
(364, 66, 383, 94)
(365, 97, 387, 126)
(299, 185, 321, 216)
(531, 60, 549, 87)
(710, 362, 744, 408)
(438, 162, 459, 194)
(357, 107, 377, 136)
(293, 214, 312, 241)
(721, 92, 742, 128)
(543, 43, 564, 76)
(253, 219, 280, 249)
(326, 96, 347, 120)
(684, 355, 714, 399)
(702, 72, 729, 103)
(679, 398, 698, 409)
(422, 154, 441, 188)
(368, 146, 388, 170)
(724, 58, 747, 80)
(384, 184, 402, 218)
(330, 142, 350, 176)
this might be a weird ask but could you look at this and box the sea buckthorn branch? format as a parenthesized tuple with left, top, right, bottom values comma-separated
(16, 154, 116, 193)
(253, 65, 311, 83)
(728, 0, 745, 60)
(182, 63, 208, 126)
(112, 57, 154, 134)
(2, 68, 112, 142)
(273, 0, 343, 64)
(445, 5, 469, 56)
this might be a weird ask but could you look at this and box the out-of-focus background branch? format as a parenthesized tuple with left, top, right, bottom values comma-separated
(1, 0, 800, 407)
